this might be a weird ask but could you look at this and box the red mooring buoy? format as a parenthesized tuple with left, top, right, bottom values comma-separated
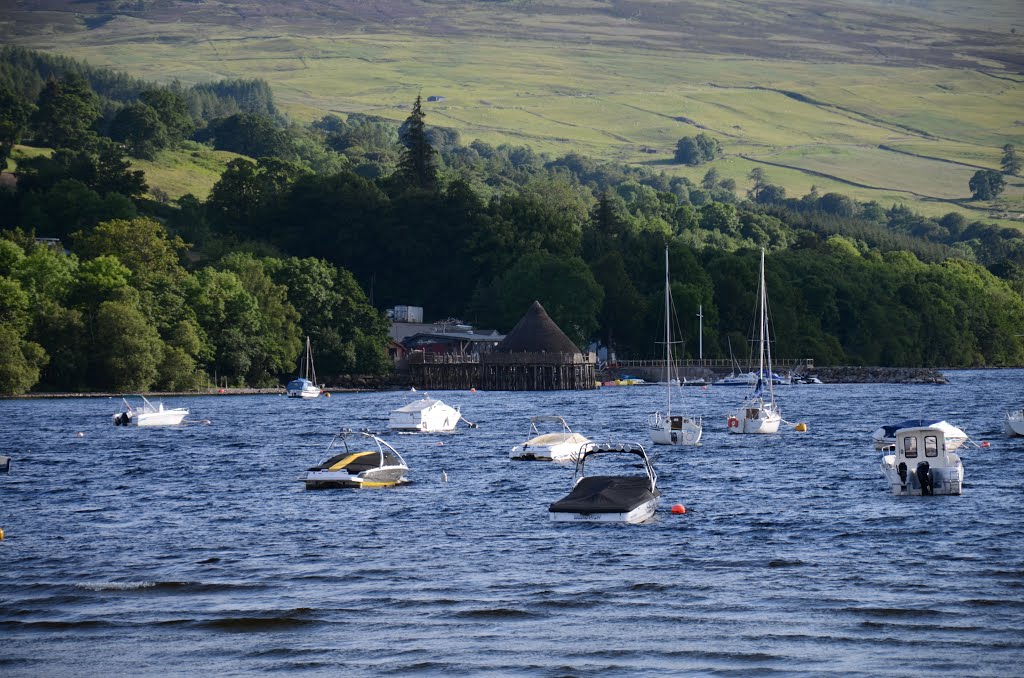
(671, 504, 687, 514)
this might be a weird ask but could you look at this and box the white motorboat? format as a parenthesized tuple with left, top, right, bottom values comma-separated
(872, 418, 968, 452)
(728, 249, 782, 434)
(112, 395, 188, 427)
(510, 416, 590, 461)
(1004, 409, 1024, 437)
(287, 336, 322, 398)
(548, 442, 661, 524)
(648, 246, 702, 446)
(880, 424, 964, 495)
(388, 394, 465, 432)
(298, 430, 409, 489)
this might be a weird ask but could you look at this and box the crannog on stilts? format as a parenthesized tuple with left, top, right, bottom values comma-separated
(408, 301, 597, 391)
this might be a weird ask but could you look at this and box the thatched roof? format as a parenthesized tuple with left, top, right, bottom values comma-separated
(496, 301, 580, 354)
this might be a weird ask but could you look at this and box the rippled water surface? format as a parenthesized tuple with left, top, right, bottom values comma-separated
(2, 370, 1024, 676)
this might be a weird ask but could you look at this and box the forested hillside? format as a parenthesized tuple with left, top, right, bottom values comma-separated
(1, 49, 1023, 394)
(5, 0, 1022, 228)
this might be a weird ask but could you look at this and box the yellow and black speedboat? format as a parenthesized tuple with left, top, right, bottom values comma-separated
(299, 430, 410, 489)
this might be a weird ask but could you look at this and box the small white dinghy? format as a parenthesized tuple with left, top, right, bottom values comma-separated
(112, 395, 188, 427)
(298, 430, 409, 489)
(880, 424, 965, 496)
(1004, 409, 1024, 437)
(548, 442, 661, 524)
(388, 394, 466, 432)
(510, 416, 590, 461)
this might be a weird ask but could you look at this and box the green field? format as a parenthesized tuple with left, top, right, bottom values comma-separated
(130, 143, 242, 201)
(5, 0, 1023, 225)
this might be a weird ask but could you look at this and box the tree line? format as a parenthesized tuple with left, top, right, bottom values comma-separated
(1, 52, 1023, 394)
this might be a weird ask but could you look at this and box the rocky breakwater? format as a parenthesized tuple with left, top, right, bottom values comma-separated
(815, 366, 948, 384)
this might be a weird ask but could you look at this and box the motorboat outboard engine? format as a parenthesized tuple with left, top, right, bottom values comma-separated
(915, 461, 934, 496)
(897, 462, 908, 486)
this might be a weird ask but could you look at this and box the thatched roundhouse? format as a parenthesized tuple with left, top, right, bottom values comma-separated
(480, 301, 597, 391)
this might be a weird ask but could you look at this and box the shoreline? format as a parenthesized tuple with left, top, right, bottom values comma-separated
(0, 365, 960, 399)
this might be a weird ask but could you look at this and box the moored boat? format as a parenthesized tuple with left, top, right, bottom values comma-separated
(727, 249, 782, 434)
(112, 395, 188, 427)
(510, 415, 590, 461)
(880, 424, 965, 495)
(1004, 409, 1024, 437)
(648, 245, 702, 447)
(299, 430, 409, 489)
(388, 394, 465, 432)
(548, 442, 661, 524)
(287, 336, 322, 398)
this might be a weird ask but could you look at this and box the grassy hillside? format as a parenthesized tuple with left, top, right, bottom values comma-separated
(130, 143, 242, 202)
(5, 0, 1023, 224)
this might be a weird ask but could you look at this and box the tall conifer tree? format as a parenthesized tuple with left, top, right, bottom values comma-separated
(397, 95, 438, 191)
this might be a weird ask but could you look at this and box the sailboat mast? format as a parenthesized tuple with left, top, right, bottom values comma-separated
(759, 249, 775, 402)
(310, 337, 316, 385)
(664, 246, 672, 413)
(758, 249, 766, 382)
(305, 336, 311, 380)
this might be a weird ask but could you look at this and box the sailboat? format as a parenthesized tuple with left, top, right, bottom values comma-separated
(287, 336, 322, 399)
(647, 246, 702, 446)
(727, 249, 781, 434)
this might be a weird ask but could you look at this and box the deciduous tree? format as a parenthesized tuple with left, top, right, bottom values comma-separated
(969, 169, 1006, 200)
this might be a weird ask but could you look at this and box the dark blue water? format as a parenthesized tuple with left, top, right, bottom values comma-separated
(2, 370, 1023, 676)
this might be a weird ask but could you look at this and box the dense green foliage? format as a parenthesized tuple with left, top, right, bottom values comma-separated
(674, 133, 722, 166)
(970, 169, 1006, 201)
(0, 47, 1022, 394)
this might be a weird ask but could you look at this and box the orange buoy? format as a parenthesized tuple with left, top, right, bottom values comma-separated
(437, 441, 444, 447)
(671, 504, 687, 514)
(218, 388, 225, 394)
(470, 388, 476, 393)
(981, 441, 990, 448)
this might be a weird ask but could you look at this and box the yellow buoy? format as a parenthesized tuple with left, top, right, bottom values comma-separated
(795, 422, 808, 432)
(0, 527, 4, 541)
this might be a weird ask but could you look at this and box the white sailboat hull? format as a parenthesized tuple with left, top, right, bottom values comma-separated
(648, 413, 702, 445)
(287, 385, 321, 399)
(1004, 410, 1024, 436)
(728, 405, 781, 434)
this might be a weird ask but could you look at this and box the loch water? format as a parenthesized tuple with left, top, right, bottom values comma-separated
(1, 369, 1023, 677)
